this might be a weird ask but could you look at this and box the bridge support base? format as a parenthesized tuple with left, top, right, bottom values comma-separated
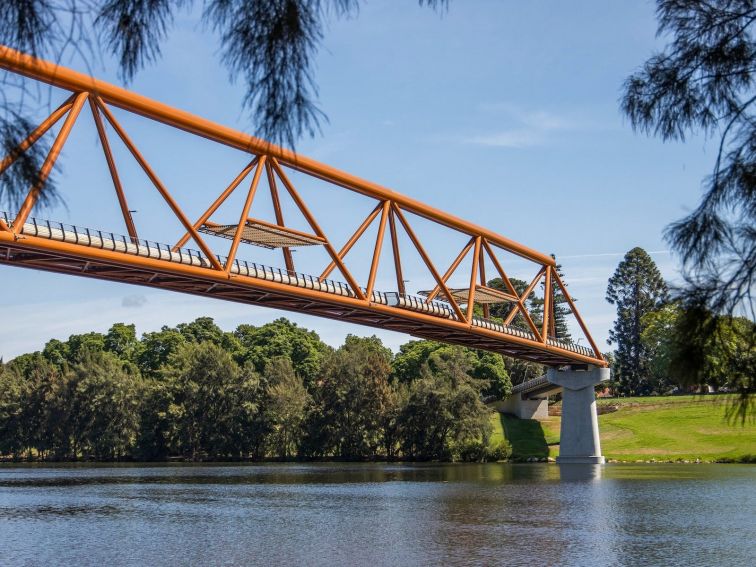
(495, 396, 548, 419)
(547, 365, 609, 465)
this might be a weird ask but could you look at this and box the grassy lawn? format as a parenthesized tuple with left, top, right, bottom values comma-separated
(598, 395, 755, 461)
(494, 394, 755, 462)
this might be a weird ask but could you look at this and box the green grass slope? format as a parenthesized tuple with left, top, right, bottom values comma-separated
(599, 395, 755, 462)
(494, 394, 756, 462)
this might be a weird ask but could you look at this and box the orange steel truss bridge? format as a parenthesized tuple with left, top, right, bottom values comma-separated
(0, 46, 606, 368)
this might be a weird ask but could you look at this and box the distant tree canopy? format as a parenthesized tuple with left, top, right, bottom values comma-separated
(641, 302, 756, 419)
(622, 0, 756, 406)
(0, 316, 515, 462)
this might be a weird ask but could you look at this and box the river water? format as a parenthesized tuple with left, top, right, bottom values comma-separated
(0, 463, 753, 566)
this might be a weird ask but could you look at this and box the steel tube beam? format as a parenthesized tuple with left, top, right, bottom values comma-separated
(89, 97, 138, 241)
(0, 45, 555, 266)
(0, 230, 604, 366)
(0, 95, 75, 176)
(174, 158, 258, 250)
(225, 157, 266, 272)
(14, 92, 88, 229)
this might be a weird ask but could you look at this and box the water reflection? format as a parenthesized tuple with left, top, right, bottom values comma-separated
(0, 463, 753, 566)
(557, 463, 602, 482)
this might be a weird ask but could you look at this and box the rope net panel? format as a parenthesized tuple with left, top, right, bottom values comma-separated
(199, 219, 323, 249)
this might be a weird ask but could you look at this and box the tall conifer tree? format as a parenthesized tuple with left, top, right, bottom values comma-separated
(606, 247, 669, 395)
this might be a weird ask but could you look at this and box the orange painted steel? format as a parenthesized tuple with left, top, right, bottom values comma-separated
(265, 160, 295, 272)
(466, 236, 482, 323)
(89, 98, 138, 242)
(15, 92, 88, 228)
(0, 45, 554, 267)
(225, 157, 266, 272)
(0, 46, 608, 368)
(366, 201, 390, 298)
(0, 95, 74, 176)
(388, 209, 406, 296)
(553, 270, 603, 360)
(425, 238, 474, 303)
(503, 267, 545, 341)
(271, 158, 366, 301)
(174, 158, 258, 250)
(320, 203, 382, 280)
(478, 246, 490, 319)
(542, 266, 552, 343)
(93, 97, 224, 272)
(0, 229, 603, 366)
(392, 203, 466, 322)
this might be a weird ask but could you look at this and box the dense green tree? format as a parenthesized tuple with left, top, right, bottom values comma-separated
(41, 339, 69, 367)
(502, 357, 544, 387)
(68, 350, 141, 460)
(162, 342, 261, 460)
(643, 303, 756, 403)
(606, 247, 669, 396)
(176, 317, 242, 355)
(0, 364, 24, 458)
(104, 323, 142, 364)
(235, 318, 330, 387)
(399, 346, 491, 460)
(11, 353, 74, 459)
(304, 335, 394, 459)
(391, 340, 446, 384)
(640, 304, 683, 394)
(138, 327, 188, 377)
(391, 339, 510, 399)
(64, 332, 107, 364)
(263, 357, 311, 459)
(622, 0, 756, 411)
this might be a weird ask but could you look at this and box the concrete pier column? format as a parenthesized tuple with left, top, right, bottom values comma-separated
(547, 365, 610, 464)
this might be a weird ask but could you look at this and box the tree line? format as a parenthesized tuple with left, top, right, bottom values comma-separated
(606, 247, 754, 405)
(0, 317, 529, 462)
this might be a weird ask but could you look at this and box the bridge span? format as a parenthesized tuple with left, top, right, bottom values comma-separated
(0, 46, 608, 462)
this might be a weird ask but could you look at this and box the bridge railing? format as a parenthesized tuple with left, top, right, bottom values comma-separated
(0, 45, 607, 367)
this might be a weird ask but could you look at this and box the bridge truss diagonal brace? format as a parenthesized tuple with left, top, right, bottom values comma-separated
(92, 96, 223, 271)
(424, 237, 474, 303)
(320, 202, 383, 280)
(265, 160, 295, 273)
(174, 158, 259, 251)
(391, 203, 466, 322)
(552, 269, 603, 360)
(14, 92, 89, 230)
(89, 97, 138, 242)
(225, 156, 267, 272)
(0, 94, 76, 177)
(270, 158, 366, 301)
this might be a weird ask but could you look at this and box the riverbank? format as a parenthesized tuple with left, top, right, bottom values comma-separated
(492, 394, 756, 463)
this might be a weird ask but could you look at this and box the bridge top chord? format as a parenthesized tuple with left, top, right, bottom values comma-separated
(0, 45, 607, 368)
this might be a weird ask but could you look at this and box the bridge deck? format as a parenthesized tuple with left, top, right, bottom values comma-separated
(0, 212, 600, 366)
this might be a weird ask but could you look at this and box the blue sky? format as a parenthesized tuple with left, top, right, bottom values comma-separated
(1, 1, 714, 359)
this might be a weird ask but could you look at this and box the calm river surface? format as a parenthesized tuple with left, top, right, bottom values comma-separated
(0, 463, 754, 566)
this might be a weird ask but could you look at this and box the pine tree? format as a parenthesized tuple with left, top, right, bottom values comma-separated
(606, 247, 669, 396)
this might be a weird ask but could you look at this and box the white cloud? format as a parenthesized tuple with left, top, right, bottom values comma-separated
(464, 107, 577, 148)
(122, 294, 148, 308)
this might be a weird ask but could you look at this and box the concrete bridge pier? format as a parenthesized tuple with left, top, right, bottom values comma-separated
(548, 365, 610, 465)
